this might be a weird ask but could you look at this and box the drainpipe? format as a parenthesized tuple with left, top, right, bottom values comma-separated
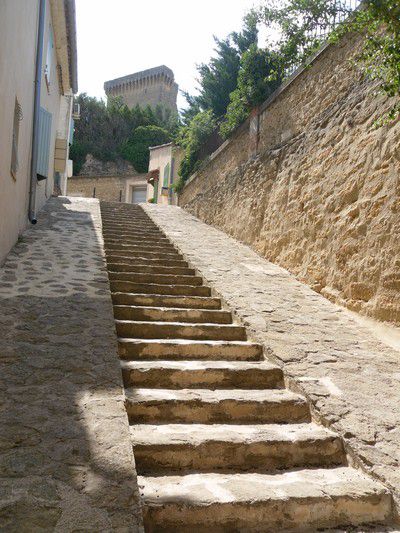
(28, 0, 46, 224)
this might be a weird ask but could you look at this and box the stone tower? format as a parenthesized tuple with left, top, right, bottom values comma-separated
(104, 65, 178, 113)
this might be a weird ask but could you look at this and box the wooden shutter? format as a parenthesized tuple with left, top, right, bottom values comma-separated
(37, 107, 52, 179)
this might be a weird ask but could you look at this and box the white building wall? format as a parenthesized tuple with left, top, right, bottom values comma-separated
(0, 1, 39, 263)
(0, 0, 74, 263)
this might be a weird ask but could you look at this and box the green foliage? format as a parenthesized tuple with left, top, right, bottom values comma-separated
(177, 110, 217, 181)
(69, 139, 90, 175)
(120, 126, 172, 173)
(70, 93, 178, 174)
(334, 0, 400, 122)
(255, 0, 400, 122)
(220, 45, 283, 138)
(254, 0, 352, 70)
(171, 176, 186, 194)
(176, 16, 260, 188)
(184, 14, 259, 120)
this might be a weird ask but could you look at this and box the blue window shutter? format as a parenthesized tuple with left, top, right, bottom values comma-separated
(69, 118, 74, 145)
(37, 107, 52, 178)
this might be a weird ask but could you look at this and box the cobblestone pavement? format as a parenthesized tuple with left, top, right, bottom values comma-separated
(143, 204, 400, 517)
(0, 198, 143, 532)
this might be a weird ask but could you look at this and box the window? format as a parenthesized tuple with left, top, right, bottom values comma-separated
(10, 99, 22, 179)
(45, 26, 54, 90)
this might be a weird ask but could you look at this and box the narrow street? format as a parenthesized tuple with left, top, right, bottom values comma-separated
(101, 202, 394, 531)
(0, 198, 399, 530)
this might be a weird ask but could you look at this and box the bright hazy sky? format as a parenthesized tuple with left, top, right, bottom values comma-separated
(76, 0, 261, 111)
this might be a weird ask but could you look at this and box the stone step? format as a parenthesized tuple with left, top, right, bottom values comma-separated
(105, 249, 183, 261)
(101, 214, 155, 221)
(130, 423, 345, 474)
(103, 229, 167, 237)
(101, 222, 160, 231)
(105, 242, 179, 254)
(115, 320, 247, 341)
(108, 271, 203, 286)
(121, 360, 283, 389)
(106, 256, 189, 268)
(125, 388, 310, 424)
(101, 212, 155, 219)
(112, 293, 221, 310)
(118, 339, 263, 361)
(138, 467, 391, 532)
(105, 238, 172, 247)
(103, 226, 162, 236)
(110, 281, 211, 297)
(113, 306, 231, 323)
(107, 263, 195, 276)
(103, 232, 169, 241)
(104, 236, 172, 246)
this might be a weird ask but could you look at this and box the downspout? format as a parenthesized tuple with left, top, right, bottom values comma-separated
(28, 0, 46, 224)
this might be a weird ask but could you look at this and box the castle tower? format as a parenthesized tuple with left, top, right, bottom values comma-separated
(104, 65, 178, 113)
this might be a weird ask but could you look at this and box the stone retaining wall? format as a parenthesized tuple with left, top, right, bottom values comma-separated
(179, 34, 400, 324)
(143, 203, 400, 516)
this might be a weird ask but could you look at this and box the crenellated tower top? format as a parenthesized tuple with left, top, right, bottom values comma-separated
(104, 65, 178, 113)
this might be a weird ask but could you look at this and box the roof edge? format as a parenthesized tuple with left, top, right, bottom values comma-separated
(64, 0, 78, 93)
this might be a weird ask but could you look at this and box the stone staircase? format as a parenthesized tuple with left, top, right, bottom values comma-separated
(100, 202, 392, 532)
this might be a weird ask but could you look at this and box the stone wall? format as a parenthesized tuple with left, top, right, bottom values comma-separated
(68, 175, 148, 204)
(179, 34, 400, 324)
(104, 66, 178, 113)
(68, 176, 128, 202)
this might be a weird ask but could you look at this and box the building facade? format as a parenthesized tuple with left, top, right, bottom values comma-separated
(104, 66, 178, 114)
(67, 155, 147, 203)
(0, 0, 78, 263)
(147, 143, 183, 206)
(68, 175, 148, 203)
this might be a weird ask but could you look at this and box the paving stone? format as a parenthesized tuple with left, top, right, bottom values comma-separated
(0, 198, 144, 531)
(143, 203, 400, 516)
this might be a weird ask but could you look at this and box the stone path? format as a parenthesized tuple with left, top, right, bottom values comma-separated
(0, 198, 143, 531)
(143, 203, 400, 519)
(100, 202, 394, 532)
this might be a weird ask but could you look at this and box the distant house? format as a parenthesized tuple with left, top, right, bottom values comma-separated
(147, 143, 184, 206)
(0, 0, 78, 263)
(67, 154, 148, 204)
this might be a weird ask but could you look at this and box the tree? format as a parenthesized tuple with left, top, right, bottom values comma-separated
(184, 14, 259, 120)
(254, 0, 352, 72)
(220, 45, 283, 138)
(120, 125, 172, 173)
(175, 110, 217, 190)
(176, 16, 259, 186)
(335, 0, 400, 122)
(254, 0, 400, 122)
(70, 94, 179, 174)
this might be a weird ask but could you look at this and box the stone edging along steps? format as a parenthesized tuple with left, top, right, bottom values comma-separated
(100, 202, 393, 532)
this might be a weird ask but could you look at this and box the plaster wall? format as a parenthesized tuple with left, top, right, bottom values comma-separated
(0, 0, 73, 263)
(0, 0, 38, 263)
(147, 144, 183, 205)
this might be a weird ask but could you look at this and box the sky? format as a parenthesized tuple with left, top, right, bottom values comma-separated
(75, 0, 261, 110)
